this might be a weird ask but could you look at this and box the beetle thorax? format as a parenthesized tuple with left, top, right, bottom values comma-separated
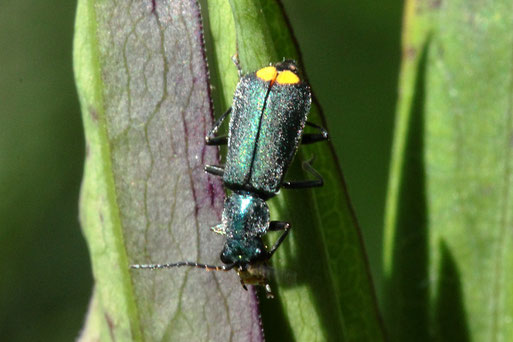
(220, 192, 270, 265)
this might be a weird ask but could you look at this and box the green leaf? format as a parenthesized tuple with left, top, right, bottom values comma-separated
(205, 0, 385, 340)
(384, 1, 513, 341)
(74, 0, 262, 341)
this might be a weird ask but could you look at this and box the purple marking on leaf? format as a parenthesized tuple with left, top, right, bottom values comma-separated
(104, 313, 115, 341)
(200, 143, 207, 167)
(207, 176, 216, 207)
(248, 287, 265, 341)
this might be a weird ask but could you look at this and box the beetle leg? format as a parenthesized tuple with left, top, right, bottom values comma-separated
(301, 121, 329, 145)
(269, 221, 290, 231)
(205, 107, 231, 146)
(281, 158, 324, 189)
(205, 164, 225, 177)
(210, 223, 226, 235)
(268, 221, 291, 257)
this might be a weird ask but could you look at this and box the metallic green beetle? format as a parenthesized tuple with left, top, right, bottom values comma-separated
(133, 60, 328, 297)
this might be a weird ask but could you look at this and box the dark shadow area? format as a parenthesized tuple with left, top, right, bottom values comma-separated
(433, 241, 470, 341)
(384, 39, 431, 341)
(263, 184, 346, 340)
(258, 281, 295, 342)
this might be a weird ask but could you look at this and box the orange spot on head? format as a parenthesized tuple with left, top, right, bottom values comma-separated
(276, 70, 300, 84)
(256, 66, 278, 82)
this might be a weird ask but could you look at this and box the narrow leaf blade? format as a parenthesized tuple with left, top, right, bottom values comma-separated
(74, 0, 263, 340)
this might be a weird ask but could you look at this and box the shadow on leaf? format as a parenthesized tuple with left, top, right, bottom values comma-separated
(385, 37, 430, 341)
(434, 240, 470, 341)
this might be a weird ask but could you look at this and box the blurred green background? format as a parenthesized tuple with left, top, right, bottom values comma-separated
(0, 0, 402, 340)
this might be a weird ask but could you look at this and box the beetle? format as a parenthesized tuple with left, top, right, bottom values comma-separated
(132, 60, 328, 297)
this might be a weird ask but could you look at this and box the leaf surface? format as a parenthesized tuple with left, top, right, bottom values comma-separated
(384, 1, 513, 340)
(74, 1, 262, 340)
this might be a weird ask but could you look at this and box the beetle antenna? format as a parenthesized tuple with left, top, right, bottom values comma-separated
(131, 261, 236, 272)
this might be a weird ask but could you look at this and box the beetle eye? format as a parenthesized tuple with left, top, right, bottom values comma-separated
(220, 251, 230, 264)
